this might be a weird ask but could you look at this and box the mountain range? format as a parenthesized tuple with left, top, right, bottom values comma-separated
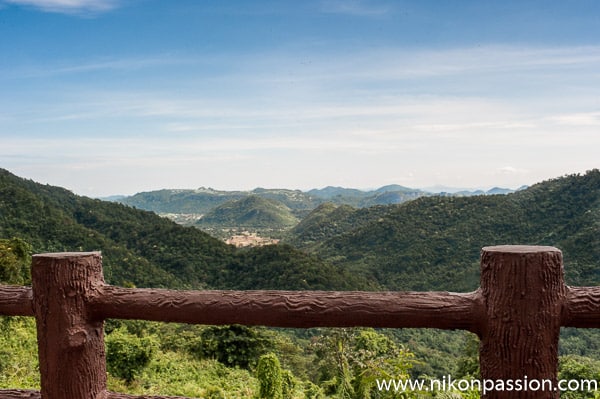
(118, 184, 522, 220)
(2, 167, 597, 293)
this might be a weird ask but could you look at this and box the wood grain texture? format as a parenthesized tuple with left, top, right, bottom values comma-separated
(32, 252, 107, 399)
(0, 286, 33, 316)
(563, 286, 600, 327)
(0, 390, 40, 398)
(479, 245, 565, 399)
(91, 286, 483, 332)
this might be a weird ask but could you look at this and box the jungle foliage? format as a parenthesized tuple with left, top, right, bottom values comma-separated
(289, 170, 600, 291)
(0, 168, 363, 291)
(0, 168, 599, 397)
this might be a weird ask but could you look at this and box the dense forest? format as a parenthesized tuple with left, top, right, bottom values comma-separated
(0, 168, 362, 291)
(199, 195, 299, 228)
(290, 170, 600, 291)
(0, 168, 599, 398)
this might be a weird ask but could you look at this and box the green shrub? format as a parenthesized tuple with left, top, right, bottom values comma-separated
(199, 325, 269, 369)
(281, 369, 296, 399)
(0, 238, 31, 285)
(203, 385, 226, 399)
(304, 381, 325, 399)
(106, 328, 156, 383)
(256, 353, 283, 399)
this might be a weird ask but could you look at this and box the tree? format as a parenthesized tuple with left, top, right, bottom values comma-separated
(256, 353, 283, 399)
(311, 328, 416, 399)
(198, 325, 270, 369)
(455, 332, 480, 379)
(559, 355, 600, 399)
(0, 238, 31, 285)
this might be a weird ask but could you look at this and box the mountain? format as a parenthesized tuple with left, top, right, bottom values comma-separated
(121, 188, 319, 217)
(287, 170, 600, 292)
(120, 185, 428, 218)
(0, 168, 365, 291)
(249, 188, 320, 213)
(120, 183, 523, 222)
(307, 185, 426, 207)
(306, 186, 369, 200)
(485, 187, 513, 195)
(120, 188, 248, 214)
(286, 203, 389, 249)
(374, 184, 416, 193)
(423, 185, 519, 195)
(197, 195, 299, 229)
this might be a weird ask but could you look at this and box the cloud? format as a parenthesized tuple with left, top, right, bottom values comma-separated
(548, 112, 600, 126)
(319, 0, 390, 17)
(3, 0, 119, 14)
(12, 55, 191, 79)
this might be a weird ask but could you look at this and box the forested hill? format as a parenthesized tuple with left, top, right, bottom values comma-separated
(119, 185, 429, 216)
(0, 168, 365, 290)
(289, 170, 600, 292)
(197, 195, 299, 229)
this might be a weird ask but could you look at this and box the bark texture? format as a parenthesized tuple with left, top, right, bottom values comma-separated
(92, 287, 482, 331)
(0, 390, 41, 398)
(0, 286, 33, 316)
(32, 252, 107, 399)
(479, 245, 565, 399)
(563, 286, 600, 328)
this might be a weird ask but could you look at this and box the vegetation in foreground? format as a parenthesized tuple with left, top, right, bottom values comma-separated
(2, 315, 600, 399)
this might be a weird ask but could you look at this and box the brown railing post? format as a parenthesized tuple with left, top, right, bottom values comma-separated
(32, 252, 107, 399)
(479, 245, 565, 399)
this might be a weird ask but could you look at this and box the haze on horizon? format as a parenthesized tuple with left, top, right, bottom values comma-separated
(1, 0, 599, 197)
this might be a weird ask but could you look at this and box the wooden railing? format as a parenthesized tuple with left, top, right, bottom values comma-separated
(0, 246, 599, 398)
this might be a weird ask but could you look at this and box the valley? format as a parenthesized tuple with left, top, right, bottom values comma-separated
(0, 168, 598, 398)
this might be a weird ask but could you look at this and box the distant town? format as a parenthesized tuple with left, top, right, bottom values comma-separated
(224, 231, 280, 248)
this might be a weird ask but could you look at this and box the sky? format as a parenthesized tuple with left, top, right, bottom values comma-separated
(1, 0, 599, 197)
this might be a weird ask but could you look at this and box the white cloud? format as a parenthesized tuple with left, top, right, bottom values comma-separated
(3, 0, 119, 14)
(549, 112, 600, 126)
(243, 45, 600, 89)
(319, 0, 390, 17)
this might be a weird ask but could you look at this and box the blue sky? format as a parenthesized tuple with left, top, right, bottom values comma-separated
(1, 0, 599, 196)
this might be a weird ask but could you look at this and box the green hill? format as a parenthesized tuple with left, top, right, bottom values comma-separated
(0, 168, 364, 291)
(288, 170, 600, 292)
(120, 185, 428, 218)
(121, 187, 319, 217)
(286, 203, 389, 249)
(197, 195, 299, 229)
